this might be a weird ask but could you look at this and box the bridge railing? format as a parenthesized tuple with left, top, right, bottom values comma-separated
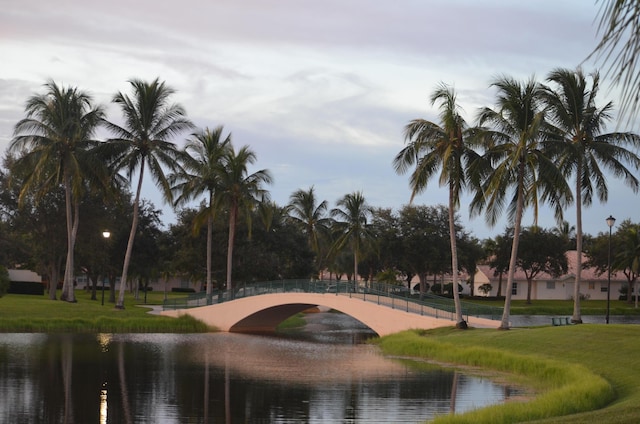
(162, 279, 503, 321)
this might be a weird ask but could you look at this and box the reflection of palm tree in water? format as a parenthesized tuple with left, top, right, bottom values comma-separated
(61, 335, 74, 423)
(118, 342, 132, 424)
(225, 352, 231, 424)
(449, 371, 459, 414)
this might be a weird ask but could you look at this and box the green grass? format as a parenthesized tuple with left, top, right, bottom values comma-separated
(375, 325, 640, 423)
(0, 290, 210, 332)
(464, 298, 640, 316)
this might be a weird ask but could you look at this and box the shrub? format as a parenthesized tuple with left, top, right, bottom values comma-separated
(0, 266, 9, 298)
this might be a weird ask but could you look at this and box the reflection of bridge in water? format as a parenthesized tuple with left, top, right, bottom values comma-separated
(161, 280, 502, 336)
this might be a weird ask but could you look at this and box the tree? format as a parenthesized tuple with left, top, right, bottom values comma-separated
(213, 145, 272, 291)
(457, 234, 485, 297)
(515, 226, 569, 304)
(612, 220, 640, 304)
(393, 83, 481, 329)
(287, 186, 332, 277)
(330, 191, 373, 285)
(588, 0, 640, 124)
(397, 204, 451, 298)
(171, 126, 232, 301)
(10, 80, 105, 302)
(0, 266, 9, 298)
(102, 78, 193, 309)
(470, 75, 571, 329)
(543, 67, 640, 322)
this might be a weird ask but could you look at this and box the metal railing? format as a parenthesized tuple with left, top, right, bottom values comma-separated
(162, 279, 503, 321)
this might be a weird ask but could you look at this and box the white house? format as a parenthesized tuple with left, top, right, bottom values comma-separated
(8, 269, 42, 283)
(474, 250, 628, 301)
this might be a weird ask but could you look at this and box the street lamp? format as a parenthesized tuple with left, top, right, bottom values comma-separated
(606, 215, 615, 324)
(102, 230, 111, 306)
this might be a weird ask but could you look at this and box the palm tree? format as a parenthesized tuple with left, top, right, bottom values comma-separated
(287, 186, 332, 277)
(470, 75, 571, 330)
(170, 126, 232, 302)
(10, 80, 105, 302)
(213, 145, 272, 291)
(393, 82, 480, 329)
(542, 68, 640, 322)
(102, 78, 193, 309)
(330, 191, 373, 285)
(588, 0, 640, 124)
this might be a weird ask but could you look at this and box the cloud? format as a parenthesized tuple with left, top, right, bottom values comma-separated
(2, 0, 637, 240)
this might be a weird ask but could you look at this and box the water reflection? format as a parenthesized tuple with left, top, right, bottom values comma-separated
(0, 321, 525, 423)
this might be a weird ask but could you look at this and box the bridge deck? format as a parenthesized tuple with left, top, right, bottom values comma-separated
(162, 281, 501, 336)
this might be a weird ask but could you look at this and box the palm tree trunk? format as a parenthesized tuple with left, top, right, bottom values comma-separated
(353, 246, 358, 286)
(449, 186, 466, 328)
(226, 203, 237, 291)
(572, 170, 584, 323)
(500, 168, 525, 330)
(117, 163, 145, 309)
(206, 212, 213, 303)
(61, 176, 76, 302)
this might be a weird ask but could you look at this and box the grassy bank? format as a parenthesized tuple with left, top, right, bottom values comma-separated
(464, 298, 640, 316)
(376, 325, 640, 423)
(0, 291, 210, 332)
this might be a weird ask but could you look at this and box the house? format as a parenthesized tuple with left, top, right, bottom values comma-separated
(474, 250, 628, 301)
(8, 269, 44, 295)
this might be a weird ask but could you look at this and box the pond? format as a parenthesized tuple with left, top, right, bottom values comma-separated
(0, 313, 526, 423)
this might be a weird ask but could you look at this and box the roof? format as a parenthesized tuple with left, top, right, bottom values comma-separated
(8, 269, 42, 283)
(477, 251, 626, 283)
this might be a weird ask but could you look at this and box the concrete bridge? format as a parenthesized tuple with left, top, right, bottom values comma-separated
(161, 281, 501, 336)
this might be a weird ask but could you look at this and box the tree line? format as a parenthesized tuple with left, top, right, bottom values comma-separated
(1, 66, 640, 331)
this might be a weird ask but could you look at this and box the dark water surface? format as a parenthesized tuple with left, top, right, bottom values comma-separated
(0, 313, 525, 423)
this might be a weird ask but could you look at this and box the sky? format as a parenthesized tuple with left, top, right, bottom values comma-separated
(1, 0, 638, 240)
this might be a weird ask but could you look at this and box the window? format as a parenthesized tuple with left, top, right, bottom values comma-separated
(601, 284, 608, 293)
(546, 281, 555, 290)
(588, 282, 595, 290)
(512, 282, 518, 295)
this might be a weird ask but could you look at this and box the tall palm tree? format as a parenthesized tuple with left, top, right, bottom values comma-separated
(330, 191, 373, 284)
(213, 145, 272, 291)
(588, 0, 640, 124)
(470, 75, 571, 330)
(287, 186, 332, 277)
(102, 78, 193, 309)
(542, 68, 640, 322)
(170, 126, 232, 302)
(10, 80, 105, 302)
(393, 82, 480, 329)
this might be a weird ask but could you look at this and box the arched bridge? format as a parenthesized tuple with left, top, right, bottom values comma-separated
(161, 280, 501, 337)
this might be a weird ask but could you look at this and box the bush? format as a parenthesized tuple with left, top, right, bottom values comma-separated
(8, 281, 45, 295)
(171, 287, 196, 293)
(0, 266, 9, 297)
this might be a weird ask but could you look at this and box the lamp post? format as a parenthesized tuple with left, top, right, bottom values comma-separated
(102, 230, 111, 306)
(606, 215, 615, 324)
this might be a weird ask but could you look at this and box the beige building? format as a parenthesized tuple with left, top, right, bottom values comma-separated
(473, 250, 629, 301)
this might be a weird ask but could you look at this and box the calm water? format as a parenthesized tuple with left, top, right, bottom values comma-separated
(0, 314, 525, 423)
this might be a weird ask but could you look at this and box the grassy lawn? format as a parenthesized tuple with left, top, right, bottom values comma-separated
(376, 325, 640, 423)
(464, 298, 640, 316)
(0, 290, 209, 332)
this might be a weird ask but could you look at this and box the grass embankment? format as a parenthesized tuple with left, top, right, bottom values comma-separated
(0, 291, 210, 332)
(376, 325, 640, 424)
(464, 298, 640, 316)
